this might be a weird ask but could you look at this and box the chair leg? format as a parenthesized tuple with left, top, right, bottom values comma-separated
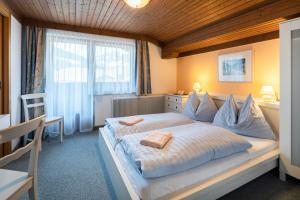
(60, 120, 64, 143)
(42, 127, 47, 140)
(23, 134, 29, 146)
(28, 178, 39, 200)
(39, 128, 44, 152)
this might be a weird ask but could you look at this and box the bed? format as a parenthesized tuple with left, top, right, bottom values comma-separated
(98, 97, 280, 200)
(104, 112, 194, 147)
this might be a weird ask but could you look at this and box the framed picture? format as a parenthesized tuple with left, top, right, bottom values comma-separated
(218, 50, 252, 82)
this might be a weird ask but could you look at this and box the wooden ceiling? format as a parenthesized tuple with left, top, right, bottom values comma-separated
(4, 0, 300, 58)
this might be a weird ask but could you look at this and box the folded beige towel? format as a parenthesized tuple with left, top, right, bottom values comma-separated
(140, 131, 172, 149)
(119, 116, 144, 126)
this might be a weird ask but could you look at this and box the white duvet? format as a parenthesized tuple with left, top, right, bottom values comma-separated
(120, 123, 252, 178)
(105, 112, 194, 140)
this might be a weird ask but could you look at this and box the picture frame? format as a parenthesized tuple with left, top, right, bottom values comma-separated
(218, 50, 252, 82)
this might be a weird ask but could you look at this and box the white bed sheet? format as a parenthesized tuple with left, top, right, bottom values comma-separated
(102, 127, 278, 200)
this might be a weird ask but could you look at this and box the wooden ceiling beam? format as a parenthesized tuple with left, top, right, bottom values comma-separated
(178, 31, 279, 57)
(22, 18, 162, 47)
(162, 0, 300, 58)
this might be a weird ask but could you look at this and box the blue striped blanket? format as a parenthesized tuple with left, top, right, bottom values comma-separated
(105, 112, 194, 140)
(120, 123, 252, 178)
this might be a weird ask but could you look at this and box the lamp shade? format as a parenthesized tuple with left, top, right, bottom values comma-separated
(124, 0, 150, 8)
(260, 85, 275, 102)
(193, 82, 201, 92)
(260, 85, 274, 95)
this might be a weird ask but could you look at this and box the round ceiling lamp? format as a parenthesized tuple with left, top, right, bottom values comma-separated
(124, 0, 151, 8)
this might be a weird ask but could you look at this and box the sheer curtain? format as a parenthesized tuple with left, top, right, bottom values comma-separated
(45, 30, 136, 135)
(93, 38, 136, 94)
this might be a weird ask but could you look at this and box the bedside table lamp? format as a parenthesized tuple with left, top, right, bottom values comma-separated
(260, 85, 275, 102)
(193, 82, 202, 93)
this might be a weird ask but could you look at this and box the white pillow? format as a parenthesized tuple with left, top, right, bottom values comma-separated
(213, 94, 276, 140)
(213, 95, 238, 127)
(233, 95, 276, 140)
(182, 92, 200, 119)
(194, 92, 218, 122)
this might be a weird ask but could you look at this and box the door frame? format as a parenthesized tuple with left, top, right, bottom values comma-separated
(0, 2, 11, 156)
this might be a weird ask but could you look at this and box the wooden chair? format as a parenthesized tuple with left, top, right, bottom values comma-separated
(21, 93, 64, 143)
(0, 115, 45, 200)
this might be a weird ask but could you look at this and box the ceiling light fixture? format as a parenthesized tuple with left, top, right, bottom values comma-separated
(124, 0, 150, 8)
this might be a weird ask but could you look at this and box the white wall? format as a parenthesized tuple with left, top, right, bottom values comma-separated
(10, 16, 22, 149)
(149, 42, 177, 94)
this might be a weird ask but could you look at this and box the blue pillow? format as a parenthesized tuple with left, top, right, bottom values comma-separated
(183, 92, 200, 119)
(194, 92, 218, 122)
(213, 95, 238, 128)
(213, 94, 276, 140)
(233, 95, 276, 140)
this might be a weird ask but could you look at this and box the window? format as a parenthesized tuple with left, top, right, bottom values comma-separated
(52, 40, 88, 83)
(93, 42, 136, 94)
(46, 30, 136, 94)
(44, 30, 136, 134)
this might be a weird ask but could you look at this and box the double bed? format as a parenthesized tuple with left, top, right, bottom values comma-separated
(98, 97, 279, 200)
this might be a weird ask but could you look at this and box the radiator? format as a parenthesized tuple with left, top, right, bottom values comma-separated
(94, 95, 165, 126)
(112, 95, 165, 117)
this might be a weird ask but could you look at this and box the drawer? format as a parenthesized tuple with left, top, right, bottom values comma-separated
(166, 108, 179, 113)
(165, 101, 182, 112)
(166, 96, 182, 104)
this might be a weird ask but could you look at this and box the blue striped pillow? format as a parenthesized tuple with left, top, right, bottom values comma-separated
(233, 95, 276, 140)
(183, 92, 200, 119)
(194, 92, 218, 122)
(213, 95, 238, 128)
(213, 94, 276, 140)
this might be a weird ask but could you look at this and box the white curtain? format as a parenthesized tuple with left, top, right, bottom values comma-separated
(45, 30, 136, 135)
(93, 38, 136, 94)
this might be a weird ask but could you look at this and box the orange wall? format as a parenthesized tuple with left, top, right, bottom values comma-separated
(177, 39, 279, 98)
(149, 42, 177, 94)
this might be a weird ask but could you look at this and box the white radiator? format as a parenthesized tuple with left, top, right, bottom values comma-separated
(112, 95, 165, 117)
(94, 95, 165, 126)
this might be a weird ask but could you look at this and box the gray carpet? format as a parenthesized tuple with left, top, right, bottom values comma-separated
(5, 131, 116, 200)
(220, 170, 300, 200)
(4, 131, 300, 200)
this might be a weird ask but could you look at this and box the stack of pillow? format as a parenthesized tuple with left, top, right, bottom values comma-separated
(183, 92, 275, 140)
(183, 92, 218, 122)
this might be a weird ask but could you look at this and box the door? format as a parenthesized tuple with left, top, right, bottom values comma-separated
(0, 3, 11, 158)
(0, 15, 3, 114)
(280, 18, 300, 179)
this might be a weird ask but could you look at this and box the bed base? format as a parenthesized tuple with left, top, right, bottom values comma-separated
(98, 128, 279, 200)
(98, 128, 139, 200)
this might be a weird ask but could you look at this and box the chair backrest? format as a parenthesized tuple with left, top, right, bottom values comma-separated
(0, 115, 45, 177)
(21, 93, 47, 121)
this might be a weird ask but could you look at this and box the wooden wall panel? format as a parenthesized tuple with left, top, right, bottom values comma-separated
(4, 0, 300, 57)
(162, 0, 300, 58)
(22, 18, 161, 46)
(5, 0, 275, 41)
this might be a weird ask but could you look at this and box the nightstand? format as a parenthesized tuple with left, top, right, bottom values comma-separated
(165, 94, 189, 113)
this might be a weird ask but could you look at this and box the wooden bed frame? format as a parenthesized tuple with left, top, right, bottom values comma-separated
(98, 96, 280, 200)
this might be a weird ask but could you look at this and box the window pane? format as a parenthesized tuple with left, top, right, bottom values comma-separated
(46, 29, 136, 94)
(53, 40, 88, 83)
(93, 41, 136, 95)
(94, 46, 131, 83)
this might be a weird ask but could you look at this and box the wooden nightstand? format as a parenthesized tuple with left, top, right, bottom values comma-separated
(165, 94, 189, 113)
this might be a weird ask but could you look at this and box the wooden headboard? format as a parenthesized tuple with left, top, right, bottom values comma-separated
(199, 94, 280, 139)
